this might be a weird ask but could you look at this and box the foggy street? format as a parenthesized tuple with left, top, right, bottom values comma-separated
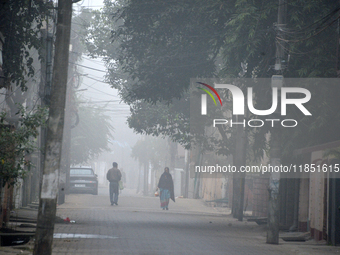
(51, 187, 340, 255)
(2, 1, 340, 254)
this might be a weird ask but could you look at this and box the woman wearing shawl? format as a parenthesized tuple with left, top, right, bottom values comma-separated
(157, 167, 175, 210)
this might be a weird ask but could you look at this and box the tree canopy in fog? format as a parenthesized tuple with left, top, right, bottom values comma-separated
(81, 0, 340, 161)
(131, 136, 168, 171)
(0, 0, 52, 90)
(70, 103, 114, 165)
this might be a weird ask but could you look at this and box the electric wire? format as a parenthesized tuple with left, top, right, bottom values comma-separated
(277, 17, 339, 43)
(69, 62, 106, 72)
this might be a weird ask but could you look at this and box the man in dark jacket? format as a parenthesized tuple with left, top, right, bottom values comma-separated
(106, 162, 122, 205)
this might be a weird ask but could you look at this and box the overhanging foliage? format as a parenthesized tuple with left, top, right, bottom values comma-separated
(0, 105, 48, 185)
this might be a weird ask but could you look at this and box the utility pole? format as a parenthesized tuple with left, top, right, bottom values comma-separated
(33, 0, 73, 254)
(184, 150, 190, 198)
(232, 115, 246, 221)
(143, 160, 149, 196)
(237, 122, 246, 222)
(267, 0, 286, 244)
(58, 46, 76, 205)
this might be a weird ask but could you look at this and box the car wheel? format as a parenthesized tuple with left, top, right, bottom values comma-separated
(93, 188, 98, 195)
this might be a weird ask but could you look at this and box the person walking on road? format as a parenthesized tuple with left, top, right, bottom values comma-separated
(157, 167, 175, 210)
(106, 162, 122, 206)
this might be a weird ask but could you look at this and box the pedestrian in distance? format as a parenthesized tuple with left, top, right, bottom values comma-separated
(157, 167, 175, 210)
(106, 162, 122, 206)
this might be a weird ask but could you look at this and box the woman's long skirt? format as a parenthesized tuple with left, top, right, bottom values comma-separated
(159, 188, 170, 209)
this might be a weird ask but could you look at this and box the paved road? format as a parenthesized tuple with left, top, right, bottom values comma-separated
(51, 187, 340, 255)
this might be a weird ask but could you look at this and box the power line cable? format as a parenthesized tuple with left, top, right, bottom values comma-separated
(70, 62, 106, 72)
(277, 16, 339, 43)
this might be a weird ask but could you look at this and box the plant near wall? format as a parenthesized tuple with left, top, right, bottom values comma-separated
(0, 105, 48, 186)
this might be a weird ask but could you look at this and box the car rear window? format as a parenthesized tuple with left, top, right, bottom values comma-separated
(70, 169, 93, 175)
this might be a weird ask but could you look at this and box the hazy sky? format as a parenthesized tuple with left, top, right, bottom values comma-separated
(73, 0, 140, 148)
